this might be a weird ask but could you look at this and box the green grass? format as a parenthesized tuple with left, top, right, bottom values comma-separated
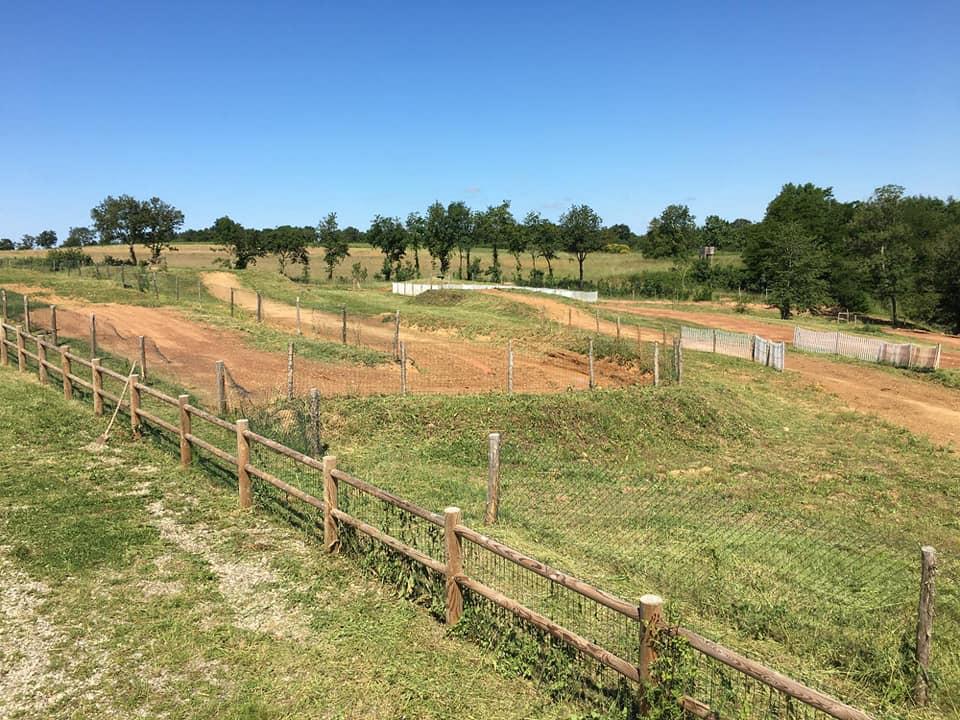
(0, 369, 584, 719)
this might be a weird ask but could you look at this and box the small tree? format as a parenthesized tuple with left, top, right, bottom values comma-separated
(267, 225, 313, 275)
(764, 222, 828, 319)
(446, 201, 474, 279)
(367, 215, 407, 280)
(211, 216, 266, 269)
(641, 204, 699, 259)
(141, 197, 185, 264)
(91, 194, 148, 263)
(523, 211, 561, 277)
(0, 238, 14, 251)
(560, 204, 604, 287)
(37, 230, 58, 249)
(18, 234, 37, 250)
(425, 201, 454, 277)
(64, 226, 95, 248)
(405, 212, 426, 277)
(318, 212, 349, 279)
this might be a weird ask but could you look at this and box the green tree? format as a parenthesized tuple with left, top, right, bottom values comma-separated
(91, 195, 151, 264)
(64, 226, 95, 248)
(934, 228, 960, 332)
(446, 201, 474, 279)
(405, 212, 426, 277)
(425, 201, 454, 277)
(267, 225, 313, 275)
(0, 238, 14, 251)
(141, 197, 185, 264)
(367, 215, 407, 280)
(762, 222, 828, 319)
(522, 211, 560, 276)
(851, 185, 914, 326)
(318, 212, 349, 279)
(211, 216, 266, 269)
(640, 204, 698, 259)
(474, 201, 516, 283)
(18, 234, 36, 250)
(560, 204, 603, 287)
(37, 230, 58, 249)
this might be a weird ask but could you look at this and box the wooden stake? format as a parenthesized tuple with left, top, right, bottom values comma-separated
(399, 341, 408, 395)
(915, 546, 937, 705)
(175, 276, 180, 301)
(484, 432, 502, 525)
(653, 342, 660, 387)
(23, 295, 30, 334)
(50, 305, 58, 345)
(323, 455, 339, 551)
(568, 308, 572, 327)
(16, 327, 26, 372)
(712, 329, 717, 354)
(120, 265, 125, 288)
(0, 323, 7, 366)
(394, 309, 400, 359)
(444, 506, 463, 625)
(230, 287, 235, 317)
(616, 316, 621, 341)
(674, 337, 683, 384)
(90, 314, 97, 359)
(296, 296, 302, 335)
(256, 292, 262, 322)
(129, 374, 141, 437)
(309, 388, 321, 456)
(286, 342, 295, 400)
(639, 594, 664, 684)
(1, 289, 6, 321)
(60, 346, 72, 401)
(138, 335, 147, 382)
(178, 395, 191, 467)
(588, 338, 595, 389)
(340, 305, 347, 344)
(215, 360, 227, 415)
(507, 340, 514, 393)
(236, 419, 252, 509)
(91, 358, 103, 416)
(595, 309, 600, 333)
(37, 337, 47, 385)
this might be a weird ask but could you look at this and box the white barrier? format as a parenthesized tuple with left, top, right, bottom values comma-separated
(392, 281, 599, 303)
(792, 327, 941, 369)
(680, 326, 784, 371)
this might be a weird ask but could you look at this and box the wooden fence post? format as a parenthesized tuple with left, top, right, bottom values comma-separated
(506, 340, 515, 393)
(712, 329, 717, 354)
(588, 338, 595, 389)
(934, 344, 942, 370)
(568, 308, 572, 327)
(394, 309, 400, 360)
(444, 506, 464, 625)
(214, 360, 226, 414)
(674, 337, 683, 384)
(256, 292, 262, 322)
(915, 546, 937, 705)
(50, 305, 58, 345)
(484, 432, 502, 525)
(653, 342, 660, 387)
(286, 342, 295, 400)
(23, 295, 30, 334)
(90, 314, 97, 358)
(340, 306, 347, 344)
(120, 265, 125, 288)
(309, 388, 321, 456)
(616, 316, 621, 341)
(178, 395, 191, 467)
(639, 594, 664, 684)
(399, 341, 408, 395)
(16, 327, 26, 372)
(230, 287, 235, 317)
(129, 374, 141, 437)
(60, 346, 72, 400)
(595, 309, 600, 333)
(175, 276, 180, 301)
(37, 337, 47, 385)
(137, 335, 147, 382)
(0, 323, 7, 367)
(91, 358, 103, 416)
(1, 288, 6, 321)
(236, 419, 252, 509)
(296, 296, 302, 335)
(323, 455, 339, 552)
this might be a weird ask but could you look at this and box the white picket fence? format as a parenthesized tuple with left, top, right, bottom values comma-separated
(392, 281, 599, 303)
(680, 326, 785, 371)
(793, 327, 941, 369)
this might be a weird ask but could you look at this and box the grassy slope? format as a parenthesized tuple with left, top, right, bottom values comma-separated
(296, 352, 959, 718)
(0, 370, 581, 720)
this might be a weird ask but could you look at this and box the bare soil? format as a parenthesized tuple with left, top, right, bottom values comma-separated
(496, 291, 960, 449)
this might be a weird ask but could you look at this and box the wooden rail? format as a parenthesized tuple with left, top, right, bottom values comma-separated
(0, 314, 876, 720)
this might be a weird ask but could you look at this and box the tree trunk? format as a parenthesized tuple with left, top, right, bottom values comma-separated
(128, 243, 137, 265)
(891, 294, 899, 327)
(466, 248, 472, 279)
(414, 247, 420, 276)
(578, 255, 585, 287)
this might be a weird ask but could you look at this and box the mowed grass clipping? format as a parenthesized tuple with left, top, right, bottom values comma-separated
(0, 370, 582, 720)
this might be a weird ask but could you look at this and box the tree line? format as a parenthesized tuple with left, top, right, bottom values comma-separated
(2, 184, 958, 331)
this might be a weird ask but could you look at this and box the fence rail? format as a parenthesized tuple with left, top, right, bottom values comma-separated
(0, 316, 876, 720)
(793, 327, 941, 369)
(680, 326, 785, 371)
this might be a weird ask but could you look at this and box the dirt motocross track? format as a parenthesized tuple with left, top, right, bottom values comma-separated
(6, 280, 641, 405)
(493, 290, 960, 449)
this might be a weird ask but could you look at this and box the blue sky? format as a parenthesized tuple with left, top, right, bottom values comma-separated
(1, 1, 958, 240)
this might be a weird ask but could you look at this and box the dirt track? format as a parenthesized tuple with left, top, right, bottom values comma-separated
(496, 291, 960, 449)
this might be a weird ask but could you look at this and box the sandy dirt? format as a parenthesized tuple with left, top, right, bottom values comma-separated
(495, 291, 960, 449)
(5, 281, 641, 404)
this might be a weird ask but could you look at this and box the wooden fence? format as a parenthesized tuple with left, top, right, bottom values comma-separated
(0, 317, 875, 720)
(680, 326, 786, 371)
(793, 327, 941, 369)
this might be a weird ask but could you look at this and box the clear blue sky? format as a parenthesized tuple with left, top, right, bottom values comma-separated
(1, 1, 958, 241)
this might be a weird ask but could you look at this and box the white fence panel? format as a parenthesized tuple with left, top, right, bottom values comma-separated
(392, 281, 599, 303)
(681, 326, 783, 372)
(792, 326, 941, 369)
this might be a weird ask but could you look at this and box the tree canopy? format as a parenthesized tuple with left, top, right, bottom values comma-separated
(559, 204, 603, 287)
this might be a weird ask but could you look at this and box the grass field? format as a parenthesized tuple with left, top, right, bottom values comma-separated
(0, 370, 591, 720)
